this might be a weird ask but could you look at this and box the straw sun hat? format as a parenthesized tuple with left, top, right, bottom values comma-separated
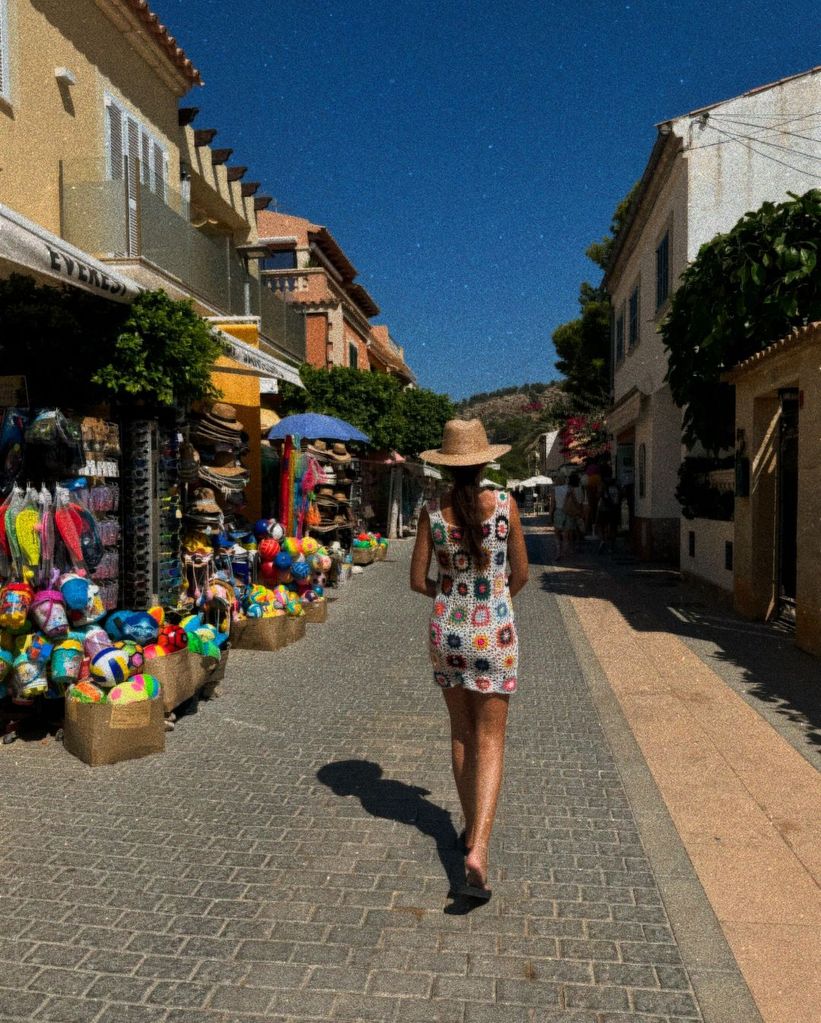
(420, 419, 510, 467)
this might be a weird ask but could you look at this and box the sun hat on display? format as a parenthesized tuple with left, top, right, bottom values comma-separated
(307, 439, 331, 458)
(191, 487, 221, 515)
(332, 492, 350, 504)
(329, 443, 352, 463)
(420, 419, 510, 466)
(203, 403, 243, 433)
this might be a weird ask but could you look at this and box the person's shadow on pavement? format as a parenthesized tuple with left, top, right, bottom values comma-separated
(316, 759, 480, 914)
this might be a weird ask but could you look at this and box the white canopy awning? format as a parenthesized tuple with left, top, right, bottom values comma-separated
(213, 329, 304, 387)
(0, 201, 140, 302)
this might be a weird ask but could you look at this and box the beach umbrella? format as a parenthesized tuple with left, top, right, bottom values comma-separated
(267, 413, 370, 443)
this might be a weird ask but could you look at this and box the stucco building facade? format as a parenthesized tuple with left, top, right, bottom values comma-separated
(605, 66, 821, 561)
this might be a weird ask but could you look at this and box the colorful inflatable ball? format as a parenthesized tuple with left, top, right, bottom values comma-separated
(90, 647, 131, 688)
(108, 674, 160, 704)
(67, 680, 106, 703)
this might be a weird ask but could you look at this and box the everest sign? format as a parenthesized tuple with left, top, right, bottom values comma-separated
(0, 202, 139, 303)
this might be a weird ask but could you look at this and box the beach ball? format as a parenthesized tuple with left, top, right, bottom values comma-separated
(142, 644, 165, 660)
(270, 523, 284, 542)
(109, 674, 160, 704)
(254, 518, 273, 537)
(114, 640, 145, 673)
(83, 626, 112, 659)
(67, 680, 105, 703)
(284, 537, 301, 557)
(274, 551, 292, 570)
(246, 604, 263, 619)
(272, 585, 289, 608)
(301, 537, 319, 557)
(90, 647, 130, 688)
(292, 560, 310, 581)
(313, 554, 332, 572)
(158, 624, 188, 653)
(302, 590, 318, 604)
(258, 538, 280, 561)
(313, 585, 325, 598)
(260, 560, 277, 582)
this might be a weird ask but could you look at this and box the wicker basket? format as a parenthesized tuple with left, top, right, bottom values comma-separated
(352, 547, 374, 566)
(284, 616, 307, 644)
(230, 615, 287, 652)
(303, 599, 328, 624)
(373, 545, 387, 561)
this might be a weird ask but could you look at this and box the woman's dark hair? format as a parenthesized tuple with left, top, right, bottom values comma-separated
(451, 464, 488, 565)
(568, 471, 580, 487)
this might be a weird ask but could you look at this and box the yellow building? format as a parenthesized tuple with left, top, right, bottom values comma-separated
(0, 0, 305, 518)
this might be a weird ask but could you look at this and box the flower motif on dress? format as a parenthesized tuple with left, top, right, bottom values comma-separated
(449, 526, 463, 543)
(494, 550, 506, 567)
(471, 604, 491, 628)
(495, 515, 509, 540)
(447, 653, 467, 670)
(449, 606, 468, 626)
(503, 652, 516, 670)
(499, 491, 508, 503)
(482, 523, 491, 538)
(453, 550, 470, 572)
(475, 677, 492, 692)
(494, 600, 509, 620)
(493, 576, 505, 596)
(474, 577, 491, 600)
(434, 600, 446, 618)
(456, 581, 469, 597)
(429, 622, 442, 646)
(441, 575, 453, 595)
(437, 550, 451, 569)
(502, 677, 517, 693)
(497, 624, 515, 647)
(447, 633, 462, 649)
(431, 521, 446, 546)
(474, 657, 490, 672)
(472, 633, 490, 652)
(434, 672, 449, 688)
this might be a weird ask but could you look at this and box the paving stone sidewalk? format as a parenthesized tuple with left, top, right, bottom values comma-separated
(0, 532, 752, 1022)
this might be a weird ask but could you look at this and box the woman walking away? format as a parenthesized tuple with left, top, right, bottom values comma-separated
(551, 471, 585, 559)
(410, 419, 529, 901)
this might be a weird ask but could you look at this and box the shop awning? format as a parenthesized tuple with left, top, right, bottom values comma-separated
(0, 201, 140, 302)
(214, 329, 304, 387)
(605, 388, 642, 436)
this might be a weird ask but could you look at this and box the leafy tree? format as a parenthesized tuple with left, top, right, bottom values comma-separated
(551, 184, 638, 409)
(93, 291, 225, 407)
(662, 189, 821, 451)
(279, 366, 454, 455)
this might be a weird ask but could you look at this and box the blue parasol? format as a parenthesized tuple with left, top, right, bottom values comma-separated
(267, 412, 370, 443)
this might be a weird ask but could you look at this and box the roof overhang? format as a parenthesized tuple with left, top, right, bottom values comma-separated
(0, 201, 140, 302)
(209, 324, 304, 386)
(308, 227, 357, 281)
(723, 322, 821, 383)
(605, 387, 643, 435)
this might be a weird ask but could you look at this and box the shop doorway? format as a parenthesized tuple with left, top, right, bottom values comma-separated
(776, 388, 799, 621)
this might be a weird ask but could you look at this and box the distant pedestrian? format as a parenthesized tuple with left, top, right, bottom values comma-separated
(411, 419, 529, 901)
(551, 470, 585, 559)
(596, 471, 621, 554)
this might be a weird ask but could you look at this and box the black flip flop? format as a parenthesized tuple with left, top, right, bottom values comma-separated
(458, 882, 492, 902)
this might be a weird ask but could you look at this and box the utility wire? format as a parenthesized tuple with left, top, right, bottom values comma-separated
(688, 122, 821, 157)
(709, 114, 821, 145)
(701, 124, 821, 181)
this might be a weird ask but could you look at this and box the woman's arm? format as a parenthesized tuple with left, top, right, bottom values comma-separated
(410, 506, 437, 598)
(507, 497, 529, 597)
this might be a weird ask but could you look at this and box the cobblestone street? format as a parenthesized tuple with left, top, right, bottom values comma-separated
(0, 527, 786, 1022)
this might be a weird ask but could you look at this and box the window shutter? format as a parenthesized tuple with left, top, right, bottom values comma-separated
(125, 116, 141, 256)
(106, 101, 124, 180)
(152, 141, 167, 199)
(141, 130, 151, 187)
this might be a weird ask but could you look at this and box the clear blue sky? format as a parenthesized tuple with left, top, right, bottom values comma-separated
(152, 0, 819, 399)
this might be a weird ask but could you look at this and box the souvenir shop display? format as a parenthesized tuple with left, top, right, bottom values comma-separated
(351, 531, 389, 566)
(302, 441, 360, 543)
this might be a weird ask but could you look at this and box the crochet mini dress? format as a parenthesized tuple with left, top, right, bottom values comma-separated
(427, 490, 518, 694)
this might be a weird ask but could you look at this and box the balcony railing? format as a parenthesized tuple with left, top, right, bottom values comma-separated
(60, 163, 305, 362)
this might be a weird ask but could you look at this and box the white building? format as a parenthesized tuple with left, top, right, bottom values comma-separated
(605, 65, 821, 562)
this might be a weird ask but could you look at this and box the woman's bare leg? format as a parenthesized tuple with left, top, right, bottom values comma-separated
(442, 687, 476, 846)
(464, 692, 510, 888)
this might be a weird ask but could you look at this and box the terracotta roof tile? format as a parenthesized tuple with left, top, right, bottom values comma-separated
(123, 0, 203, 86)
(727, 321, 821, 377)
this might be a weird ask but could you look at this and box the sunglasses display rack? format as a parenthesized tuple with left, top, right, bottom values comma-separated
(121, 420, 156, 610)
(80, 419, 123, 611)
(156, 423, 182, 609)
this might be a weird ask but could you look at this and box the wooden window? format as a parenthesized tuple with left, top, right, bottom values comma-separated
(656, 230, 670, 309)
(628, 284, 639, 350)
(615, 307, 625, 364)
(0, 0, 9, 104)
(349, 343, 358, 369)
